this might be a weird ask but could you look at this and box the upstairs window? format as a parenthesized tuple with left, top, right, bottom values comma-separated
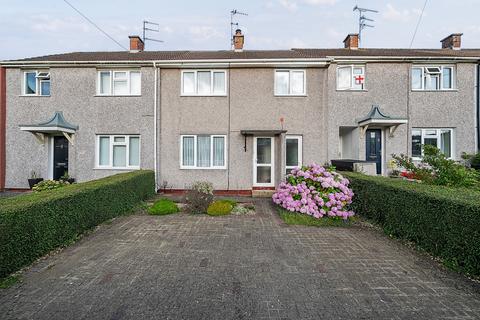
(97, 70, 141, 96)
(337, 65, 365, 90)
(411, 128, 453, 159)
(411, 66, 455, 90)
(23, 71, 50, 96)
(181, 70, 227, 96)
(274, 70, 305, 95)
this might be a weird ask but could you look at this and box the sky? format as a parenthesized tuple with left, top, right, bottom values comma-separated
(1, 0, 480, 60)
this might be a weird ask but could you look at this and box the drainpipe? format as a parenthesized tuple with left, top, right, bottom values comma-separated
(477, 63, 480, 151)
(0, 67, 5, 191)
(153, 62, 158, 191)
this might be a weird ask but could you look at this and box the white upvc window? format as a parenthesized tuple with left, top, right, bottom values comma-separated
(411, 66, 455, 91)
(411, 128, 454, 159)
(180, 134, 227, 169)
(181, 70, 227, 96)
(97, 70, 141, 96)
(285, 135, 302, 174)
(336, 65, 365, 90)
(274, 70, 306, 96)
(22, 70, 50, 96)
(96, 135, 141, 169)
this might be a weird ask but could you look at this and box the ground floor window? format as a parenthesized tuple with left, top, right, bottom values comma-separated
(411, 128, 453, 159)
(285, 135, 302, 174)
(181, 135, 227, 169)
(96, 135, 140, 169)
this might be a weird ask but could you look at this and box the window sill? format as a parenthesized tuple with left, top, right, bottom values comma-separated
(94, 167, 140, 170)
(335, 89, 368, 92)
(180, 167, 227, 170)
(411, 89, 458, 92)
(94, 95, 142, 97)
(274, 94, 307, 97)
(19, 95, 51, 97)
(180, 94, 227, 97)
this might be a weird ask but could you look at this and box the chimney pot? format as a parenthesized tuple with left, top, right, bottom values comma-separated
(440, 33, 463, 50)
(129, 35, 144, 52)
(343, 34, 359, 50)
(233, 29, 244, 52)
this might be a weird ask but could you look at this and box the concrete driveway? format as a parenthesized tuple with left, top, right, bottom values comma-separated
(1, 199, 479, 320)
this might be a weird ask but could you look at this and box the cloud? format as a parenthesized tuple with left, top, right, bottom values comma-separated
(277, 0, 336, 12)
(382, 3, 422, 22)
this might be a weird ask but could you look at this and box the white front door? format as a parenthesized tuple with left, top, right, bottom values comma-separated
(253, 137, 274, 187)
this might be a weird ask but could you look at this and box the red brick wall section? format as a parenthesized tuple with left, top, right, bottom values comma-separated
(0, 67, 5, 191)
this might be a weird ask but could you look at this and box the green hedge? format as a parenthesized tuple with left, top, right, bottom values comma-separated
(343, 172, 480, 276)
(0, 170, 154, 279)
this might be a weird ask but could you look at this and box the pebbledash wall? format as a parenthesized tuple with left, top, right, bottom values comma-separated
(1, 54, 479, 191)
(4, 67, 155, 189)
(159, 67, 328, 191)
(326, 62, 478, 170)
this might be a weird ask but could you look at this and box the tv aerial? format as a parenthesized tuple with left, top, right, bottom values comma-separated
(230, 9, 248, 48)
(353, 5, 378, 46)
(142, 20, 164, 49)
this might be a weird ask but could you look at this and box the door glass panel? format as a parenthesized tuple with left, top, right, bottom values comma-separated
(256, 167, 271, 184)
(256, 138, 271, 164)
(411, 130, 422, 157)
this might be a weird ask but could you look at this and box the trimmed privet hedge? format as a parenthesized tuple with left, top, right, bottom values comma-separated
(0, 170, 154, 279)
(342, 172, 480, 276)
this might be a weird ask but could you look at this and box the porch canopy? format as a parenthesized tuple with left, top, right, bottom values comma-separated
(19, 111, 78, 145)
(240, 129, 287, 151)
(357, 105, 408, 137)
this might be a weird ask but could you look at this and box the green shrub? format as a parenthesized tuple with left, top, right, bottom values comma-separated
(32, 179, 70, 192)
(0, 170, 154, 279)
(278, 208, 353, 227)
(343, 172, 480, 276)
(148, 198, 179, 215)
(207, 200, 233, 216)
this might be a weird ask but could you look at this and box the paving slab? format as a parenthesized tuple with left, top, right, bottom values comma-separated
(1, 199, 479, 320)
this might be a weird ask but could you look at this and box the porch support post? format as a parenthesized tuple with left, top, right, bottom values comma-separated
(33, 132, 45, 144)
(62, 132, 75, 145)
(279, 132, 286, 181)
(389, 125, 399, 138)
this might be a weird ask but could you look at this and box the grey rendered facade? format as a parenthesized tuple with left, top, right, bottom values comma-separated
(0, 33, 479, 192)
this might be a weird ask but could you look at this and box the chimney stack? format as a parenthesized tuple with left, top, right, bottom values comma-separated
(440, 33, 463, 50)
(129, 36, 144, 52)
(343, 33, 359, 50)
(233, 29, 244, 52)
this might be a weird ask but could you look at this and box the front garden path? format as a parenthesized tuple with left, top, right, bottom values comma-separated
(1, 199, 479, 319)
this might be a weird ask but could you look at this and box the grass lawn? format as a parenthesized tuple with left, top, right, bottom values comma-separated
(148, 198, 179, 215)
(278, 208, 355, 227)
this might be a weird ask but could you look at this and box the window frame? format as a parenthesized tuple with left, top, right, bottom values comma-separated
(411, 65, 456, 91)
(95, 135, 141, 169)
(22, 70, 51, 96)
(96, 70, 142, 96)
(411, 128, 455, 160)
(274, 69, 306, 96)
(180, 134, 227, 169)
(285, 135, 303, 174)
(336, 65, 366, 91)
(180, 70, 228, 96)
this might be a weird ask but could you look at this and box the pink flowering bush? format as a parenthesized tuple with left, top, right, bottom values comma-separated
(272, 163, 355, 220)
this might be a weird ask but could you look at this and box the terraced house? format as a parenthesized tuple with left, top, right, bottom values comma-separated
(0, 32, 479, 194)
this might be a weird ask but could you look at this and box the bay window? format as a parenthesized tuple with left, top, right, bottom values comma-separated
(181, 135, 227, 169)
(96, 135, 140, 169)
(336, 65, 365, 90)
(285, 135, 302, 174)
(411, 128, 453, 159)
(274, 70, 306, 95)
(23, 71, 50, 96)
(181, 70, 227, 96)
(411, 66, 455, 90)
(97, 70, 141, 96)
